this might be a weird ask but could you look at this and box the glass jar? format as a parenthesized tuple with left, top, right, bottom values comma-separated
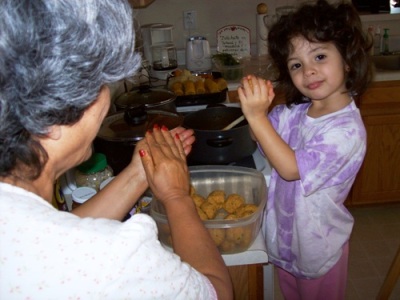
(75, 153, 113, 191)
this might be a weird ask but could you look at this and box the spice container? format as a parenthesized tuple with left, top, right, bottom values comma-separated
(75, 152, 113, 191)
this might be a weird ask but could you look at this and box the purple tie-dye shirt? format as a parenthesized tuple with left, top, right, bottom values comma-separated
(262, 100, 366, 279)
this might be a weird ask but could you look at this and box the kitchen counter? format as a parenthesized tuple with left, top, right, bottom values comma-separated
(374, 70, 400, 81)
(222, 231, 268, 266)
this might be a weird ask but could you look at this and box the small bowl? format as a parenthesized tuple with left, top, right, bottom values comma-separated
(215, 63, 244, 81)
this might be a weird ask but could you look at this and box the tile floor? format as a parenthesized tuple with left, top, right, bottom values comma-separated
(273, 203, 400, 300)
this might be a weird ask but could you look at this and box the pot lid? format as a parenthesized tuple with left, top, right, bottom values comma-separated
(114, 86, 176, 110)
(97, 108, 184, 142)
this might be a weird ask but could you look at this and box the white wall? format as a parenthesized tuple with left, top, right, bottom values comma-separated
(134, 0, 400, 54)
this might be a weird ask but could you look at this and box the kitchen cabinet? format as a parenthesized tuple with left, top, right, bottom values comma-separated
(228, 264, 265, 300)
(228, 80, 400, 206)
(347, 80, 400, 206)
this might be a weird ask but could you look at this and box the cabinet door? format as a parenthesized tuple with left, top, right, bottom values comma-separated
(351, 114, 400, 205)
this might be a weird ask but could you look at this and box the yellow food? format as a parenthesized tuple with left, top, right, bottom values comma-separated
(194, 79, 206, 94)
(226, 227, 245, 244)
(161, 187, 260, 253)
(209, 228, 225, 246)
(196, 206, 209, 220)
(215, 77, 228, 91)
(171, 81, 184, 96)
(236, 204, 258, 218)
(219, 240, 236, 253)
(189, 185, 196, 197)
(257, 3, 268, 14)
(224, 194, 245, 214)
(200, 201, 218, 219)
(225, 214, 238, 220)
(168, 69, 228, 96)
(183, 80, 196, 95)
(192, 193, 206, 208)
(204, 78, 219, 93)
(207, 190, 225, 209)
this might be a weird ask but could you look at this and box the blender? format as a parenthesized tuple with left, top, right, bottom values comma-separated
(141, 23, 178, 80)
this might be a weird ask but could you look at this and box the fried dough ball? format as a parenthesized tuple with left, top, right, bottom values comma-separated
(236, 204, 258, 218)
(207, 190, 225, 209)
(189, 185, 196, 197)
(200, 201, 218, 219)
(192, 193, 206, 208)
(196, 206, 208, 221)
(226, 227, 245, 244)
(224, 193, 245, 214)
(225, 214, 238, 220)
(239, 227, 253, 247)
(219, 240, 236, 253)
(208, 228, 225, 246)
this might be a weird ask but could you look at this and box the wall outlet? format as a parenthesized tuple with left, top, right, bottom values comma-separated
(183, 10, 197, 30)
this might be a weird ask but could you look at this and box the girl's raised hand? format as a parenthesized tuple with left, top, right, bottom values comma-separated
(237, 75, 275, 120)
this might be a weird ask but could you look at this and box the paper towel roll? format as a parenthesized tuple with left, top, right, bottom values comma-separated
(256, 14, 268, 56)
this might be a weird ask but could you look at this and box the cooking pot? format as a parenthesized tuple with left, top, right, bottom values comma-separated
(94, 107, 183, 175)
(183, 107, 256, 164)
(114, 86, 177, 113)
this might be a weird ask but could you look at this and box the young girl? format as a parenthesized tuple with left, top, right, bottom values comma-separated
(238, 0, 373, 299)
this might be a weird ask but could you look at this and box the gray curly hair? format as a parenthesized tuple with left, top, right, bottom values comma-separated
(0, 0, 141, 179)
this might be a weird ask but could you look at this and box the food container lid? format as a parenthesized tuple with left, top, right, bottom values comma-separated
(99, 176, 115, 190)
(114, 87, 176, 110)
(77, 153, 108, 173)
(97, 109, 183, 142)
(72, 187, 97, 204)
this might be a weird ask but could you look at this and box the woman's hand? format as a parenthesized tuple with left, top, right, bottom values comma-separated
(128, 126, 194, 174)
(139, 125, 190, 206)
(237, 75, 275, 121)
(170, 126, 195, 156)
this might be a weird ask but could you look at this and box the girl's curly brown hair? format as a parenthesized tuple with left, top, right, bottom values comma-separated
(268, 0, 373, 107)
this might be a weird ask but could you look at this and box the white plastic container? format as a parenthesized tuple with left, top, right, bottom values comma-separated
(151, 166, 267, 254)
(71, 186, 97, 209)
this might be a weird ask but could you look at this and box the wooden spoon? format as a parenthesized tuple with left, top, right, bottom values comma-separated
(222, 115, 245, 130)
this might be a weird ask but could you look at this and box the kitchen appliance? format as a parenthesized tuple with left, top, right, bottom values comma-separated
(183, 106, 256, 165)
(141, 23, 178, 80)
(185, 36, 212, 73)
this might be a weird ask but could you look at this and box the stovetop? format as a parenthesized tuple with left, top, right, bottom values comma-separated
(177, 102, 271, 185)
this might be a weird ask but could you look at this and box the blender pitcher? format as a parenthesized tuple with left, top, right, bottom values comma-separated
(186, 36, 212, 73)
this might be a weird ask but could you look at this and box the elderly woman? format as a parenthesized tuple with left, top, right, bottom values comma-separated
(0, 0, 233, 299)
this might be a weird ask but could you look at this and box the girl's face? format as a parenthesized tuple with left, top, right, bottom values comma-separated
(287, 36, 349, 104)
